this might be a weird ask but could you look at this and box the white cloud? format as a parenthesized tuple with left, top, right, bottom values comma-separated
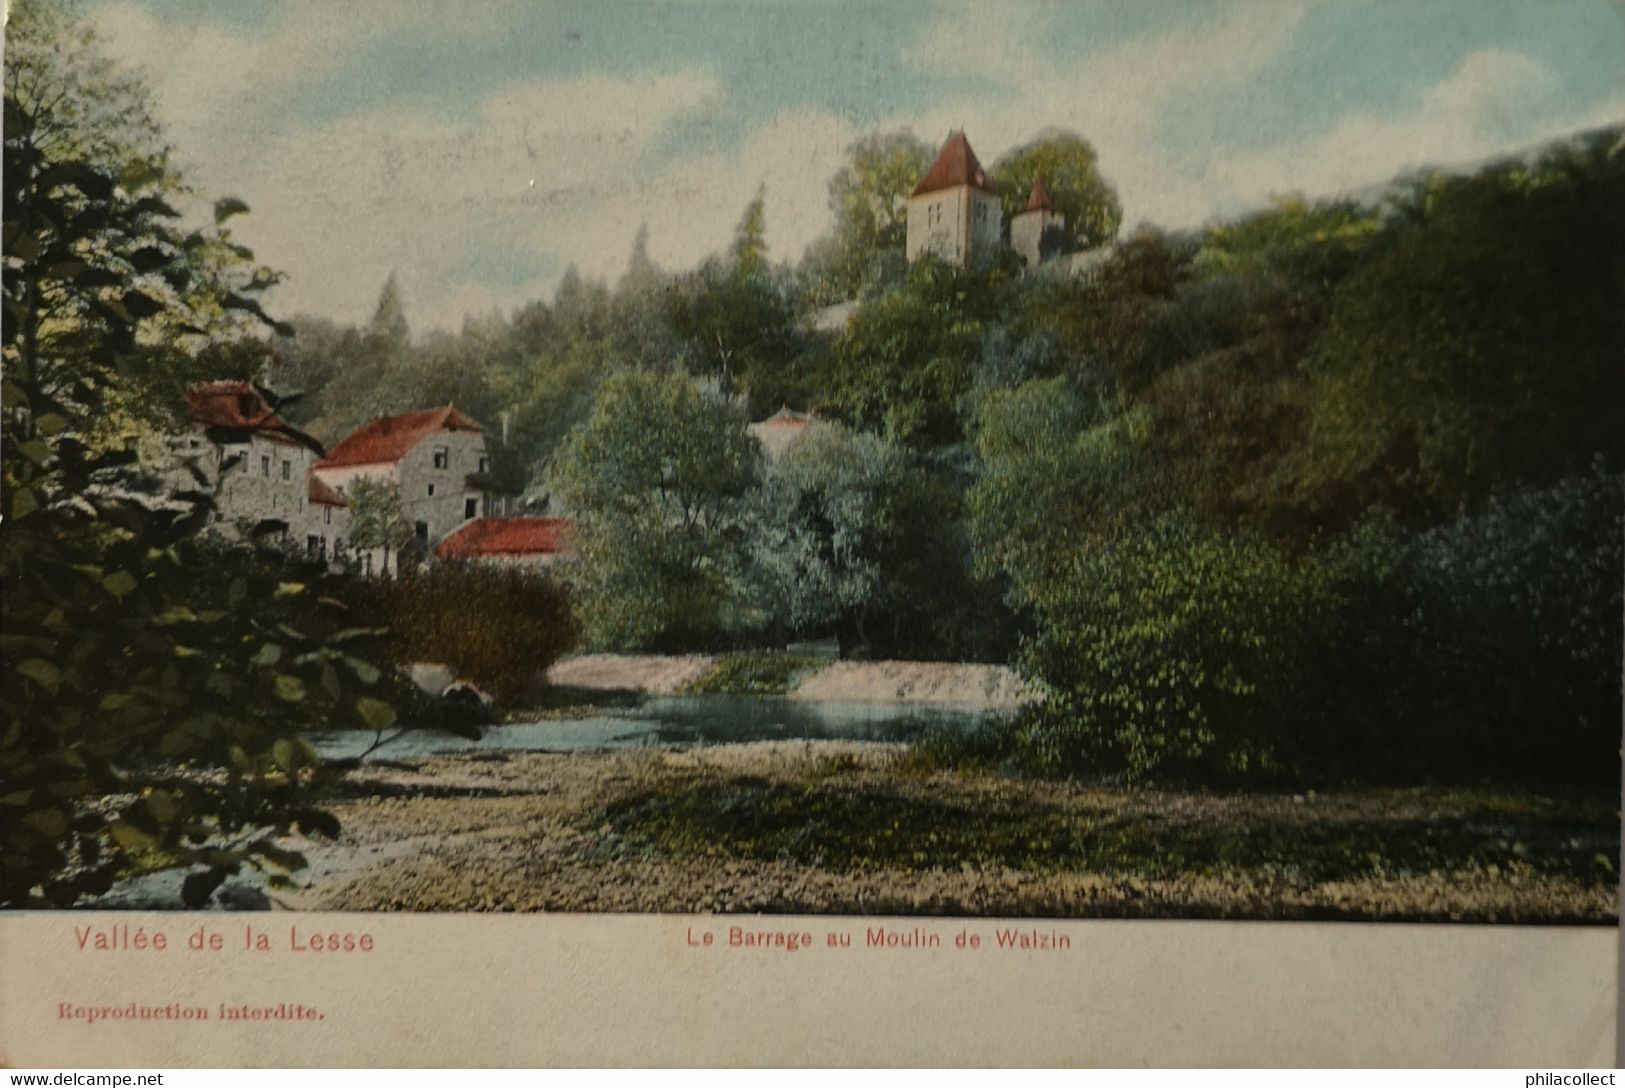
(890, 1, 1321, 228)
(1207, 49, 1615, 213)
(87, 1, 858, 331)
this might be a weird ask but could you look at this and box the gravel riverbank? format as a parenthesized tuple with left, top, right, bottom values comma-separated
(283, 742, 1617, 922)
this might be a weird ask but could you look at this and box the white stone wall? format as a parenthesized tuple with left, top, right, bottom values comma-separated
(162, 429, 318, 547)
(296, 500, 350, 564)
(395, 429, 489, 547)
(969, 189, 1002, 263)
(1011, 207, 1065, 268)
(907, 187, 967, 264)
(907, 185, 1002, 267)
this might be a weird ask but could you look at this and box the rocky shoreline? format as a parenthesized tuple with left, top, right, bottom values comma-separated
(277, 742, 1618, 923)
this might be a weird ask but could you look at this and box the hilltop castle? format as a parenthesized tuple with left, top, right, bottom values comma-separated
(905, 131, 1085, 272)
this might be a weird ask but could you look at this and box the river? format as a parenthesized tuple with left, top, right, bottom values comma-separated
(309, 693, 1003, 761)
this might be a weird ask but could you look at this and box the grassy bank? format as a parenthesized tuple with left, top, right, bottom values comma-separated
(302, 744, 1617, 921)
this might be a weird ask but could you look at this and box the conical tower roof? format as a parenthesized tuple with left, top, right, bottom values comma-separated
(1023, 175, 1057, 213)
(911, 131, 996, 197)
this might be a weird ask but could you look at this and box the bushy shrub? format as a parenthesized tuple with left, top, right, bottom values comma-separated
(1010, 468, 1622, 787)
(1016, 511, 1331, 782)
(348, 563, 579, 705)
(1357, 467, 1621, 784)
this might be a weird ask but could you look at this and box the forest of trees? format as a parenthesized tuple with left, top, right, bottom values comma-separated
(3, 0, 1622, 912)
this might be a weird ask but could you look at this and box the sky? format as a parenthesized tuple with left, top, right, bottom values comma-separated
(79, 0, 1625, 332)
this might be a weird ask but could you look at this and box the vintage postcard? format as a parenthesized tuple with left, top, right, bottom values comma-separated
(1, 0, 1620, 1067)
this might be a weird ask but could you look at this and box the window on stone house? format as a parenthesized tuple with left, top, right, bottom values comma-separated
(261, 455, 270, 476)
(465, 498, 478, 520)
(325, 506, 333, 525)
(479, 455, 489, 473)
(427, 483, 435, 496)
(306, 535, 320, 557)
(282, 460, 291, 480)
(433, 447, 449, 469)
(928, 203, 941, 227)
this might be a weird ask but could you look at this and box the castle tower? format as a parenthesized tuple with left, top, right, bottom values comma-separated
(1011, 176, 1066, 268)
(906, 131, 1002, 268)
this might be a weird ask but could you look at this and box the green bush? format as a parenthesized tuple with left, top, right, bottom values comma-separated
(346, 562, 578, 705)
(1335, 467, 1623, 785)
(1016, 512, 1330, 782)
(1008, 468, 1622, 787)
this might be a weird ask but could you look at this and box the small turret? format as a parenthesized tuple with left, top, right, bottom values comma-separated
(1011, 176, 1066, 268)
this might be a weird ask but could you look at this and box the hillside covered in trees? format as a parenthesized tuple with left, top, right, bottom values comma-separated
(260, 123, 1624, 788)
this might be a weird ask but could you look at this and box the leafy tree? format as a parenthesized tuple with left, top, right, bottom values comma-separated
(802, 131, 934, 301)
(667, 191, 803, 409)
(2, 0, 286, 449)
(1014, 511, 1331, 782)
(345, 477, 416, 573)
(552, 368, 760, 649)
(991, 131, 1122, 253)
(0, 500, 419, 906)
(0, 0, 415, 906)
(743, 425, 944, 652)
(822, 255, 1017, 448)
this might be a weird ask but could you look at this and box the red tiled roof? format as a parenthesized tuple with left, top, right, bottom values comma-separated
(752, 407, 811, 429)
(911, 132, 996, 197)
(1023, 176, 1056, 213)
(315, 406, 483, 469)
(308, 476, 348, 507)
(435, 517, 575, 560)
(185, 381, 284, 430)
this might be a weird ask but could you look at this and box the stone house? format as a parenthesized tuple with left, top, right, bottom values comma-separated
(312, 405, 492, 573)
(163, 382, 341, 553)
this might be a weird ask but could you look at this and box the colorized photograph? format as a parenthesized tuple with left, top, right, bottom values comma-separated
(3, 0, 1621, 923)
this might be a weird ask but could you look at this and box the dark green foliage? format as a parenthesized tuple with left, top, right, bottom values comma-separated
(601, 775, 1614, 892)
(800, 131, 934, 304)
(1316, 469, 1624, 785)
(344, 563, 578, 705)
(741, 425, 976, 656)
(3, 0, 287, 444)
(1286, 133, 1625, 525)
(552, 368, 760, 651)
(0, 463, 422, 906)
(1003, 469, 1622, 788)
(821, 255, 1021, 448)
(991, 130, 1122, 251)
(1015, 512, 1329, 783)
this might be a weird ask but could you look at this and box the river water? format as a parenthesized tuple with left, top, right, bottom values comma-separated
(310, 693, 1002, 761)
